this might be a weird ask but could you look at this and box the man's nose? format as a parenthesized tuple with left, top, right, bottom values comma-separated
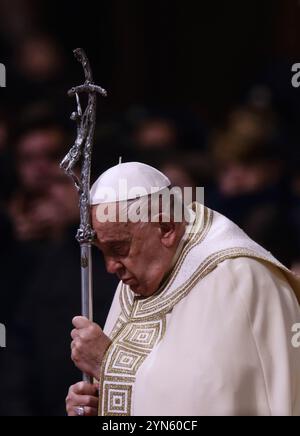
(105, 257, 123, 275)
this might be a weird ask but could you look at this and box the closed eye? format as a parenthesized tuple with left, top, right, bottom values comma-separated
(92, 235, 132, 257)
(110, 243, 130, 257)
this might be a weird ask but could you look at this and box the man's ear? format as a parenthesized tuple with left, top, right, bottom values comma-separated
(158, 220, 177, 248)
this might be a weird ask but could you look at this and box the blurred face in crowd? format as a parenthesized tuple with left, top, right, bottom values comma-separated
(161, 163, 195, 191)
(49, 167, 79, 224)
(10, 159, 78, 242)
(217, 162, 280, 197)
(16, 127, 65, 195)
(16, 35, 64, 81)
(0, 120, 8, 152)
(134, 119, 177, 150)
(91, 206, 184, 297)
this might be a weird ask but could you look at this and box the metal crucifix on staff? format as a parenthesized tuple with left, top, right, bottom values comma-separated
(60, 48, 107, 383)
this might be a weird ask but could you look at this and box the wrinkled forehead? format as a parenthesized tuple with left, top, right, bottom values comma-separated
(91, 205, 136, 240)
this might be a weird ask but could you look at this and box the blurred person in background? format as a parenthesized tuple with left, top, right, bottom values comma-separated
(127, 114, 180, 168)
(0, 108, 75, 342)
(126, 110, 209, 182)
(129, 109, 206, 152)
(0, 110, 14, 323)
(132, 116, 178, 151)
(8, 115, 75, 242)
(0, 0, 39, 43)
(0, 113, 8, 153)
(0, 108, 14, 202)
(161, 151, 211, 187)
(14, 34, 65, 83)
(208, 106, 296, 267)
(159, 151, 212, 202)
(8, 32, 70, 109)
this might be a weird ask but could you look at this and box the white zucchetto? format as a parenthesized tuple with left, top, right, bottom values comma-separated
(90, 162, 171, 205)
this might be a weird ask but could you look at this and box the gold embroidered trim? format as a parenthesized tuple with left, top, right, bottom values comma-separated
(98, 316, 166, 416)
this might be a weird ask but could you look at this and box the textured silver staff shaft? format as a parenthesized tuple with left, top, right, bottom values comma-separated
(80, 243, 93, 384)
(60, 48, 107, 384)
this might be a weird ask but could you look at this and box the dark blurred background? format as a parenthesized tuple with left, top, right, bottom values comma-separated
(1, 0, 300, 416)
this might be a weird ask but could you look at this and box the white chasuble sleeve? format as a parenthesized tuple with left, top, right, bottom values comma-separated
(133, 258, 300, 416)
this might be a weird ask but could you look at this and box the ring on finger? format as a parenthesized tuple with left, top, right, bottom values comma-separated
(74, 405, 85, 416)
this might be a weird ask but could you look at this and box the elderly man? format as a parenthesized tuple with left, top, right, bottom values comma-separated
(66, 162, 300, 416)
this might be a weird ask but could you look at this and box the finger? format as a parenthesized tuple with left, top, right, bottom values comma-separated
(71, 339, 77, 350)
(71, 339, 82, 361)
(68, 406, 98, 417)
(77, 325, 102, 341)
(71, 393, 99, 409)
(83, 406, 98, 417)
(72, 381, 99, 396)
(66, 400, 79, 417)
(71, 329, 80, 340)
(67, 408, 77, 417)
(72, 323, 103, 341)
(72, 316, 90, 329)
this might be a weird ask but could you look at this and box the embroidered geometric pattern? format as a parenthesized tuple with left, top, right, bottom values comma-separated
(103, 383, 132, 415)
(98, 318, 166, 416)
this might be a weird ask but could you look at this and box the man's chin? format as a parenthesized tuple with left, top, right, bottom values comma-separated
(130, 285, 156, 298)
(122, 279, 156, 297)
(130, 284, 143, 295)
(125, 281, 146, 296)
